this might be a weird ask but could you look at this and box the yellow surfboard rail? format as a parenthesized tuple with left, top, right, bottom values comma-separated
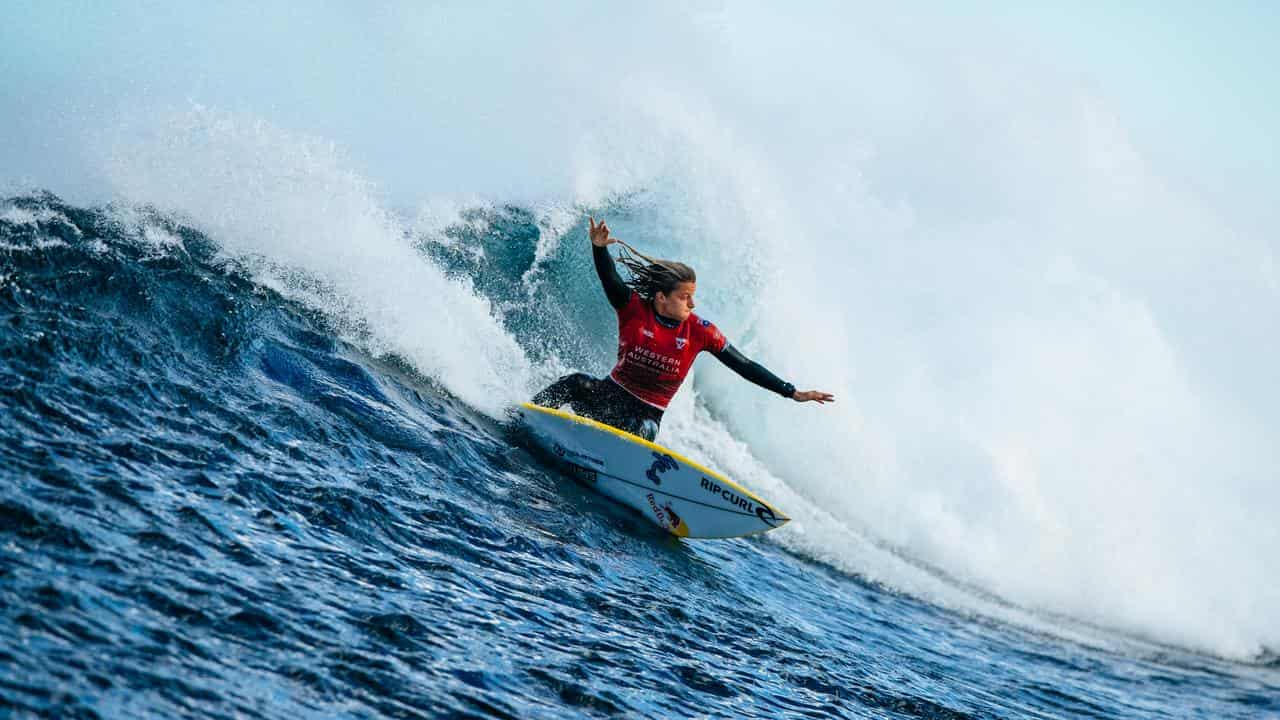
(518, 402, 789, 524)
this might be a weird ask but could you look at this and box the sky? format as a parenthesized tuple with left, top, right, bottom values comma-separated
(2, 2, 1276, 218)
(985, 2, 1277, 224)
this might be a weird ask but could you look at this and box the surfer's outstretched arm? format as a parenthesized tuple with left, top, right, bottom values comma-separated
(710, 345, 835, 404)
(589, 217, 630, 310)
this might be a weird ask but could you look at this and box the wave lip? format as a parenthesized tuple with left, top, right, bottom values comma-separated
(99, 106, 535, 418)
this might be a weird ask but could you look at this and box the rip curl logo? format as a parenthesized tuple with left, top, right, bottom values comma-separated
(641, 328, 655, 338)
(700, 476, 779, 526)
(675, 337, 687, 350)
(755, 504, 778, 527)
(645, 452, 678, 485)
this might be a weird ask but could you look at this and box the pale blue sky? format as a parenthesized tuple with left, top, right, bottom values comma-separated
(983, 2, 1277, 216)
(2, 2, 1275, 215)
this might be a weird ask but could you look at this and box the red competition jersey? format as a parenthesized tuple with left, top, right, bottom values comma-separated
(609, 292, 727, 409)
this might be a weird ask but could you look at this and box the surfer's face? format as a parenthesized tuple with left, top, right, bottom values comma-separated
(654, 282, 697, 322)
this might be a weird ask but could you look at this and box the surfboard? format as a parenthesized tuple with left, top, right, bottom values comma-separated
(516, 402, 789, 539)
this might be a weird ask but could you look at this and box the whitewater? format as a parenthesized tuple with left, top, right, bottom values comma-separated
(3, 3, 1278, 718)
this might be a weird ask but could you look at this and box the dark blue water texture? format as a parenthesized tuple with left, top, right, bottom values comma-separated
(1, 192, 1276, 718)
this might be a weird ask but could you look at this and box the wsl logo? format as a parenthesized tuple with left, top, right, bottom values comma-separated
(645, 452, 678, 485)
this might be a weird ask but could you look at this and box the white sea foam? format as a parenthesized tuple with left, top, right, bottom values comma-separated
(537, 8, 1278, 660)
(101, 106, 532, 418)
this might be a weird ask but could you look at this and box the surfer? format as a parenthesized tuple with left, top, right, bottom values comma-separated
(533, 217, 834, 441)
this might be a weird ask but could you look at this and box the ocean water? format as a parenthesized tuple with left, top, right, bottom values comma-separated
(1, 193, 1276, 719)
(3, 3, 1278, 718)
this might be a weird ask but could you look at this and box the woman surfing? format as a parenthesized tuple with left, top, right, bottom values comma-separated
(533, 217, 834, 441)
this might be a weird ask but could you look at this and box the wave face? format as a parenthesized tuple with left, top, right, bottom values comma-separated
(3, 2, 1279, 716)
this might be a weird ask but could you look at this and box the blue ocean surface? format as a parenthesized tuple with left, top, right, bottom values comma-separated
(2, 193, 1276, 719)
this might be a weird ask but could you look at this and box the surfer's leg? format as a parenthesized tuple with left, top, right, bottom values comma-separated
(532, 373, 597, 409)
(593, 379, 663, 440)
(606, 413, 661, 441)
(634, 418, 660, 442)
(535, 373, 633, 429)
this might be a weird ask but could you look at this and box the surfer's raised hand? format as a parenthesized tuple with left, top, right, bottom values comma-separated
(589, 216, 619, 248)
(792, 390, 835, 404)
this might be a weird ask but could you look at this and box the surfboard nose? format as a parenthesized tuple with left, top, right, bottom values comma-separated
(755, 503, 790, 530)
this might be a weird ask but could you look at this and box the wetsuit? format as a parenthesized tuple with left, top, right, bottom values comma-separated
(532, 244, 795, 441)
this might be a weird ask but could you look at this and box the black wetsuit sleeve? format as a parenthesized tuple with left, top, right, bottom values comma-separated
(710, 344, 796, 399)
(593, 244, 631, 310)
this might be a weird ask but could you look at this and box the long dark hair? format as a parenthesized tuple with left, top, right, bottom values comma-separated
(614, 241, 696, 299)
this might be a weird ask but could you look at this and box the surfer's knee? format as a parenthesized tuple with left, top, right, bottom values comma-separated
(637, 418, 660, 442)
(560, 373, 598, 404)
(534, 373, 596, 407)
(567, 373, 596, 391)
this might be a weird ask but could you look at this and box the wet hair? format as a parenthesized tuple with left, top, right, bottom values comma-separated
(614, 241, 696, 300)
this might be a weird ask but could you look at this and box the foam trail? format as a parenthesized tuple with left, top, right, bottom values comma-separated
(102, 106, 531, 417)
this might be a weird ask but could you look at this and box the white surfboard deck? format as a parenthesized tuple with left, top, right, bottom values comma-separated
(516, 402, 789, 539)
